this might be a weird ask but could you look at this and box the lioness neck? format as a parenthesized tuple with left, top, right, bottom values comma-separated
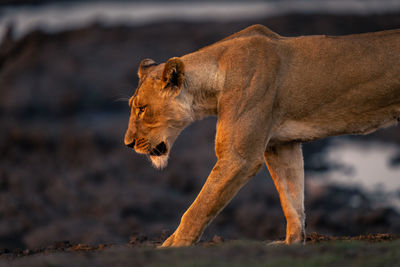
(179, 52, 222, 121)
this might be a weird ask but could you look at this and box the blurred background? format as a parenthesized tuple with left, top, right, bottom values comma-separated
(1, 0, 400, 250)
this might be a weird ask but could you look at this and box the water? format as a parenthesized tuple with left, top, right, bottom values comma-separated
(1, 0, 400, 41)
(312, 139, 400, 211)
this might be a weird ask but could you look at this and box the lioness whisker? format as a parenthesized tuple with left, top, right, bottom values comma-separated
(113, 97, 130, 103)
(151, 146, 162, 156)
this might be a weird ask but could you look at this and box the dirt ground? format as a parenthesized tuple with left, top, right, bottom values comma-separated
(0, 233, 399, 266)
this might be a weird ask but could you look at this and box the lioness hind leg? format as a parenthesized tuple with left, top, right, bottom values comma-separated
(264, 142, 306, 244)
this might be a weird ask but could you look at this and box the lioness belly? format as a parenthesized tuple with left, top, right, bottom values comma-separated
(272, 105, 400, 143)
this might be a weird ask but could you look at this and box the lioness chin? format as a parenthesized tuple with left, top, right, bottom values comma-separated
(124, 24, 400, 247)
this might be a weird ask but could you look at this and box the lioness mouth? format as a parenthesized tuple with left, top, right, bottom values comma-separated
(150, 142, 167, 156)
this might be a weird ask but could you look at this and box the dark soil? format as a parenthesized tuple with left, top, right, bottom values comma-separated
(0, 233, 399, 261)
(1, 10, 400, 255)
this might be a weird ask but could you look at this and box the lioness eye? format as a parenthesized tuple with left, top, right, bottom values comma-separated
(138, 106, 146, 116)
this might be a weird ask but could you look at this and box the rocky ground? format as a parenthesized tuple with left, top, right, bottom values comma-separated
(1, 11, 400, 259)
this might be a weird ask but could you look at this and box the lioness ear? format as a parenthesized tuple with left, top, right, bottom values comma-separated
(138, 58, 157, 79)
(162, 57, 185, 94)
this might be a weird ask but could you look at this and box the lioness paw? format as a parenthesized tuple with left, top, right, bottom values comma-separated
(160, 234, 194, 248)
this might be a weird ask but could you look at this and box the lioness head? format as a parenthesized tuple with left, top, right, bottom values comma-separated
(124, 57, 192, 169)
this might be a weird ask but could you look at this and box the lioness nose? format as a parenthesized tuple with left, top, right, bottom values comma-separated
(125, 139, 135, 148)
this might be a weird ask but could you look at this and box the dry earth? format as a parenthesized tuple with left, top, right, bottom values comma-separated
(0, 233, 399, 266)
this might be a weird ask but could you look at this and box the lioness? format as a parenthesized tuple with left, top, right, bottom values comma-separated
(124, 24, 400, 247)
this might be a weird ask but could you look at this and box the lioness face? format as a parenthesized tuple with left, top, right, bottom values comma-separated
(124, 58, 190, 169)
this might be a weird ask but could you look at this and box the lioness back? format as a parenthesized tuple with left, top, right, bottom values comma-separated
(267, 29, 400, 143)
(192, 25, 400, 144)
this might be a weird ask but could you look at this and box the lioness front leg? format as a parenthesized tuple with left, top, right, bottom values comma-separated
(161, 109, 269, 247)
(264, 142, 306, 244)
(161, 156, 263, 247)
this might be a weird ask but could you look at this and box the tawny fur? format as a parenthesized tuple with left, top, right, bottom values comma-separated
(124, 24, 400, 247)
